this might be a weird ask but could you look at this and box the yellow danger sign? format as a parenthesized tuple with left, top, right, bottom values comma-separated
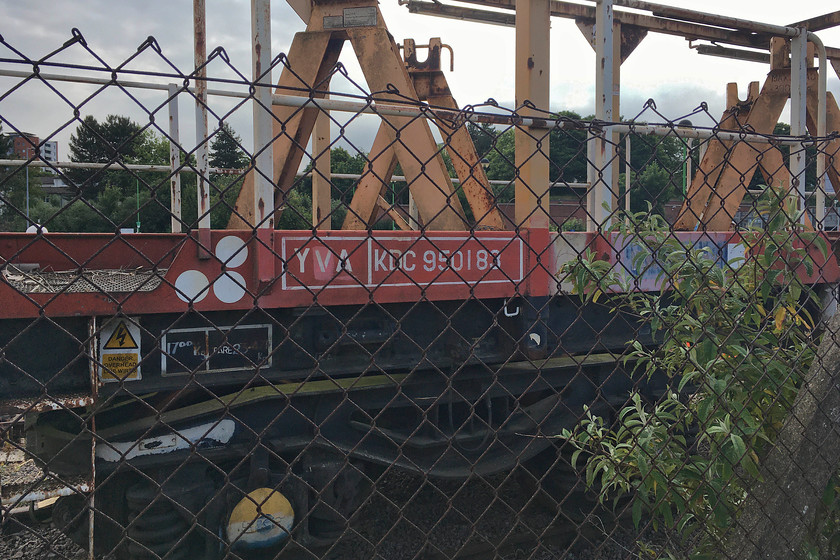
(99, 318, 142, 383)
(101, 353, 140, 381)
(103, 321, 139, 350)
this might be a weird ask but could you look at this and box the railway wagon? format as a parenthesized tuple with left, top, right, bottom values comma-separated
(3, 225, 835, 558)
(0, 226, 657, 557)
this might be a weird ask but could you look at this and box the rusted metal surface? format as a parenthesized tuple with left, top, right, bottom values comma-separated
(344, 37, 502, 230)
(376, 195, 411, 230)
(348, 24, 467, 229)
(426, 92, 503, 230)
(343, 124, 398, 230)
(694, 45, 771, 64)
(251, 0, 276, 235)
(702, 69, 813, 231)
(513, 0, 551, 229)
(288, 0, 313, 23)
(588, 0, 614, 231)
(615, 0, 799, 37)
(674, 77, 773, 231)
(676, 51, 828, 232)
(810, 32, 829, 226)
(406, 39, 504, 230)
(411, 0, 840, 61)
(312, 96, 332, 229)
(791, 30, 809, 225)
(0, 394, 94, 415)
(228, 31, 340, 229)
(194, 0, 211, 259)
(168, 83, 182, 233)
(790, 10, 840, 32)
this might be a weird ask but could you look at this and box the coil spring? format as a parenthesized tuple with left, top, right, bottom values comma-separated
(125, 481, 192, 560)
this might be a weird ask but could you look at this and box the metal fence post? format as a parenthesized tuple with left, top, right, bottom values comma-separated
(194, 0, 211, 257)
(790, 27, 808, 225)
(513, 0, 550, 229)
(588, 0, 614, 231)
(168, 84, 182, 233)
(313, 96, 331, 229)
(624, 133, 631, 220)
(252, 0, 275, 285)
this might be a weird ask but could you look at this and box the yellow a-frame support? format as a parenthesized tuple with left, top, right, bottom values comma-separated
(676, 39, 840, 231)
(228, 0, 468, 231)
(343, 38, 505, 231)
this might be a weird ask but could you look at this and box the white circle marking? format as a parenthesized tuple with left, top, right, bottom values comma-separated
(175, 270, 210, 303)
(215, 236, 248, 269)
(214, 271, 247, 304)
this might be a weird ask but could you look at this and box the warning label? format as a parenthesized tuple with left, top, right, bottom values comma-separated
(99, 318, 142, 382)
(101, 353, 140, 381)
(103, 321, 139, 349)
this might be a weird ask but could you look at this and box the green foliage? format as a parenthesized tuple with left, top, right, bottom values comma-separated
(293, 146, 369, 228)
(560, 188, 827, 556)
(561, 217, 584, 232)
(277, 187, 313, 230)
(549, 111, 588, 184)
(479, 114, 685, 213)
(40, 129, 204, 233)
(67, 115, 148, 198)
(0, 124, 11, 157)
(209, 122, 248, 172)
(0, 165, 45, 231)
(466, 122, 496, 159)
(621, 163, 681, 216)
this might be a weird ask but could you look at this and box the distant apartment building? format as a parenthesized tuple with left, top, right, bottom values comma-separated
(5, 133, 59, 176)
(8, 132, 38, 159)
(40, 140, 58, 163)
(6, 132, 58, 163)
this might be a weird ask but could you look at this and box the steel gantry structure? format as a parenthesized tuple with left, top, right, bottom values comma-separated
(405, 0, 840, 231)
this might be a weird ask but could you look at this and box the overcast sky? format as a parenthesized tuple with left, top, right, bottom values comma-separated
(2, 0, 840, 160)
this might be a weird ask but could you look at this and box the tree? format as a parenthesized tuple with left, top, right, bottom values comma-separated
(67, 115, 146, 198)
(466, 122, 497, 159)
(209, 122, 248, 173)
(549, 111, 588, 185)
(621, 163, 681, 217)
(482, 128, 515, 203)
(41, 126, 200, 233)
(207, 123, 248, 228)
(289, 146, 369, 229)
(0, 124, 45, 231)
(478, 112, 590, 203)
(0, 123, 11, 158)
(563, 194, 830, 557)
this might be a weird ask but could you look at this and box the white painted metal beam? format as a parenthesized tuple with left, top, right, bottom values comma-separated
(588, 0, 614, 231)
(790, 27, 808, 225)
(251, 0, 275, 231)
(167, 84, 182, 233)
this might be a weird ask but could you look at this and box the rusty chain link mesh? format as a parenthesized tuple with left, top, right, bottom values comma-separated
(2, 30, 840, 560)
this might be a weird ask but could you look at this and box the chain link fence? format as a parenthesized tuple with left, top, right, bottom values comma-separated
(1, 28, 840, 560)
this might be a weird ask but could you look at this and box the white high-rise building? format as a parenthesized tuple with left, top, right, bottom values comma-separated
(40, 141, 58, 163)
